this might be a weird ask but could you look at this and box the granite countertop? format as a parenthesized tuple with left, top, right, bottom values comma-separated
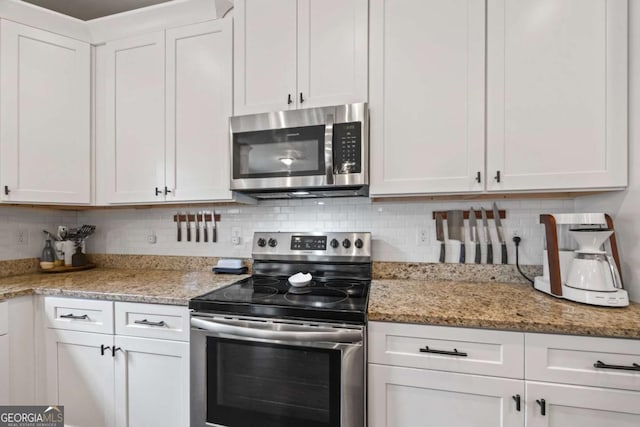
(369, 280, 640, 339)
(0, 268, 248, 306)
(1, 268, 639, 339)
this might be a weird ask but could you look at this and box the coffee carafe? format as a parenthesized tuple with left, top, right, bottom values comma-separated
(565, 229, 623, 293)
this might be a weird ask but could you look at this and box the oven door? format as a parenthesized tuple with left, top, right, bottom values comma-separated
(190, 314, 364, 427)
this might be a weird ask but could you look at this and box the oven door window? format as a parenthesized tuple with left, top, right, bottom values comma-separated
(207, 337, 341, 427)
(232, 125, 326, 179)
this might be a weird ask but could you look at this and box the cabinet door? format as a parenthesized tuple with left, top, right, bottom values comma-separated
(369, 364, 524, 427)
(105, 32, 166, 203)
(114, 336, 189, 427)
(45, 329, 114, 427)
(297, 0, 368, 108)
(166, 20, 233, 202)
(369, 0, 486, 196)
(0, 20, 90, 204)
(234, 0, 298, 115)
(0, 334, 8, 405)
(526, 382, 640, 427)
(486, 0, 628, 191)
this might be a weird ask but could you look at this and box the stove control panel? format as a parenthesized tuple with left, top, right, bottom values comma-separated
(252, 232, 371, 262)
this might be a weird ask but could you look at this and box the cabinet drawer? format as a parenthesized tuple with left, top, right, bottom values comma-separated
(115, 302, 189, 342)
(0, 301, 7, 335)
(44, 297, 114, 334)
(368, 322, 524, 378)
(526, 333, 640, 391)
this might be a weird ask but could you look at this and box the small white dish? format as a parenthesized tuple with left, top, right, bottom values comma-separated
(288, 272, 312, 287)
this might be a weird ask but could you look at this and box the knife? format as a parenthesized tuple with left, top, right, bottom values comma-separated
(195, 211, 200, 242)
(203, 212, 209, 242)
(186, 212, 192, 242)
(447, 210, 465, 263)
(435, 213, 445, 263)
(212, 210, 217, 243)
(481, 208, 492, 264)
(469, 207, 481, 264)
(493, 202, 508, 264)
(177, 212, 182, 242)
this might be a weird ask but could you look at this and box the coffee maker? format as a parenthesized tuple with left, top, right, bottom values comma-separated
(534, 213, 629, 307)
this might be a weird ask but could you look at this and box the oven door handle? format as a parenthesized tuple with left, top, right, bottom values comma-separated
(191, 317, 362, 344)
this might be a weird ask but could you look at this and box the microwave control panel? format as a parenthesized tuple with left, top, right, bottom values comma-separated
(333, 122, 362, 174)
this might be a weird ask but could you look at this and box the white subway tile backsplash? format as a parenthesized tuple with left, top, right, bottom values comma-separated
(0, 197, 575, 264)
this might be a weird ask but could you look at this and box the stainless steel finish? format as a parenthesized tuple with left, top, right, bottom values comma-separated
(190, 313, 365, 427)
(436, 213, 445, 263)
(447, 210, 465, 263)
(230, 103, 368, 194)
(191, 316, 362, 343)
(251, 232, 372, 263)
(324, 113, 335, 185)
(493, 202, 505, 243)
(469, 208, 481, 264)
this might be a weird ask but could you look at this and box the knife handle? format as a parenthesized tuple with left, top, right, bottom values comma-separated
(474, 243, 481, 264)
(196, 224, 200, 243)
(186, 222, 191, 242)
(177, 217, 182, 242)
(501, 244, 508, 264)
(460, 244, 465, 263)
(487, 243, 493, 264)
(439, 243, 445, 263)
(204, 223, 208, 242)
(212, 226, 217, 243)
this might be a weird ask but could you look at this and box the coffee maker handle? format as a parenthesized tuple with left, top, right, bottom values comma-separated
(606, 255, 623, 290)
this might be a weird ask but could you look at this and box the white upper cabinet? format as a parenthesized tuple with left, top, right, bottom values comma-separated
(369, 0, 486, 196)
(165, 19, 233, 202)
(486, 0, 628, 192)
(233, 0, 368, 115)
(102, 20, 234, 204)
(0, 20, 91, 204)
(234, 0, 298, 115)
(104, 32, 166, 204)
(371, 0, 627, 197)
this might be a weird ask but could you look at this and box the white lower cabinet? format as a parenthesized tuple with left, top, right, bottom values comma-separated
(114, 336, 189, 427)
(369, 364, 524, 427)
(43, 298, 189, 427)
(368, 322, 640, 427)
(525, 382, 640, 427)
(0, 301, 7, 404)
(45, 329, 115, 427)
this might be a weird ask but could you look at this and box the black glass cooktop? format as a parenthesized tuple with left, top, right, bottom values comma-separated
(189, 275, 371, 324)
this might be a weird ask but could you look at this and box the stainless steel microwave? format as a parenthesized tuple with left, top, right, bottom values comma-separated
(229, 103, 368, 199)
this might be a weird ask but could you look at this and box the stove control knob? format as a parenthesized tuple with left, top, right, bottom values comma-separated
(330, 238, 340, 249)
(257, 238, 267, 247)
(342, 239, 351, 249)
(268, 238, 278, 248)
(355, 238, 364, 249)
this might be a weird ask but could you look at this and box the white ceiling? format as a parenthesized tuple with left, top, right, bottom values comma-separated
(21, 0, 174, 21)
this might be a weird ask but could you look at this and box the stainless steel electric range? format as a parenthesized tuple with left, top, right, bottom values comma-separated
(190, 232, 372, 427)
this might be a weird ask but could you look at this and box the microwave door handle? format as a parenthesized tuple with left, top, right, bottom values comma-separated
(324, 113, 335, 185)
(191, 317, 361, 344)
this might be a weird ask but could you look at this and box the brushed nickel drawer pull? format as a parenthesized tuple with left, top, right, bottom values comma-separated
(419, 346, 468, 357)
(60, 313, 89, 320)
(134, 319, 166, 327)
(594, 360, 640, 371)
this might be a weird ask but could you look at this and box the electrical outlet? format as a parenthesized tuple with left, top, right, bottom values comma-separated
(147, 231, 157, 244)
(512, 229, 520, 238)
(231, 236, 241, 245)
(417, 229, 429, 246)
(16, 229, 28, 246)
